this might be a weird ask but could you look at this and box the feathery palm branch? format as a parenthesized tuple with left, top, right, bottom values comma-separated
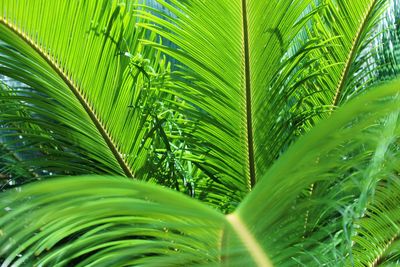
(1, 0, 400, 266)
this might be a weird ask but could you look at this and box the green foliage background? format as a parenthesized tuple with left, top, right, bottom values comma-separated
(0, 0, 400, 266)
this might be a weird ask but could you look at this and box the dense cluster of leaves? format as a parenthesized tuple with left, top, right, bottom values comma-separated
(1, 0, 400, 266)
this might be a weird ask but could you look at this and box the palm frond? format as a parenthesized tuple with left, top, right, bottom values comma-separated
(135, 0, 396, 211)
(343, 0, 400, 101)
(0, 176, 225, 266)
(1, 79, 400, 266)
(0, 1, 178, 187)
(0, 74, 123, 185)
(236, 79, 400, 265)
(350, 178, 400, 266)
(135, 0, 329, 210)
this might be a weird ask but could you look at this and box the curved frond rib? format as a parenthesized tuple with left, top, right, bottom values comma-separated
(332, 0, 379, 106)
(0, 18, 134, 178)
(371, 234, 399, 266)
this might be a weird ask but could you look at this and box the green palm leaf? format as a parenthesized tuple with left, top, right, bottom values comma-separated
(1, 79, 400, 266)
(346, 0, 400, 101)
(135, 0, 395, 211)
(0, 176, 225, 266)
(0, 0, 176, 186)
(1, 0, 398, 209)
(350, 180, 400, 266)
(237, 80, 400, 264)
(1, 1, 400, 264)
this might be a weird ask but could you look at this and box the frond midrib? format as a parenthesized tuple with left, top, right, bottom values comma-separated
(226, 213, 273, 266)
(371, 233, 399, 266)
(241, 0, 256, 190)
(332, 0, 379, 107)
(0, 18, 135, 178)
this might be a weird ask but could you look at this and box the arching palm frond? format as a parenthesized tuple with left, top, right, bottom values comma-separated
(350, 179, 400, 266)
(0, 0, 179, 189)
(1, 78, 400, 266)
(237, 80, 400, 265)
(330, 0, 400, 102)
(0, 176, 225, 266)
(0, 80, 119, 184)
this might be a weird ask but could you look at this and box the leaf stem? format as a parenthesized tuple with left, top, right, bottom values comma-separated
(241, 0, 256, 189)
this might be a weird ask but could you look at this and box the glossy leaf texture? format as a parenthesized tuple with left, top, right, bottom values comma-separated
(1, 79, 400, 266)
